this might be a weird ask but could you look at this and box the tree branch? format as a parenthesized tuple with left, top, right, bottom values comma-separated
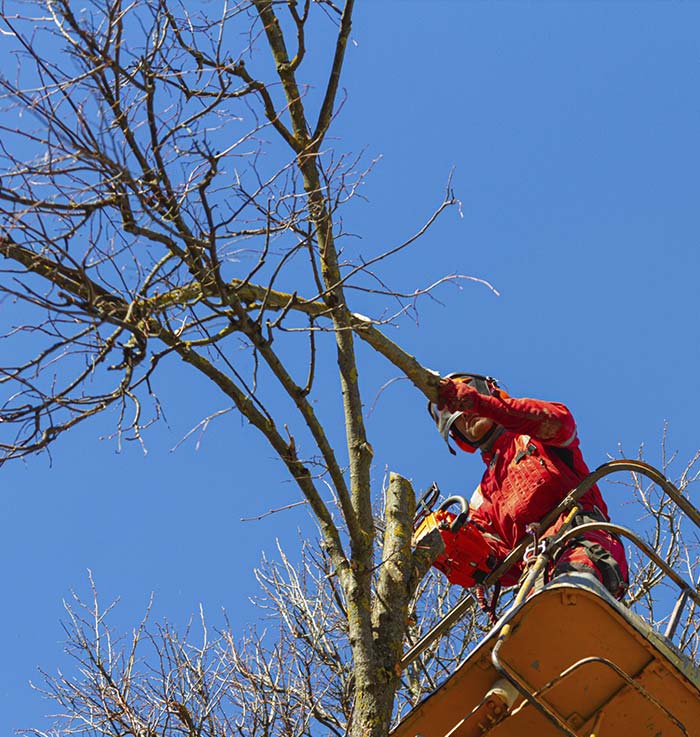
(313, 0, 355, 147)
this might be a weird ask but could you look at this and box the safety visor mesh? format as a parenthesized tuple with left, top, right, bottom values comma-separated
(428, 403, 464, 442)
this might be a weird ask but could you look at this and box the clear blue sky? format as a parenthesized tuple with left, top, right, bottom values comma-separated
(2, 2, 700, 733)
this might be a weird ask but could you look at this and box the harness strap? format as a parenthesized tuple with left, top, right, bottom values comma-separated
(553, 509, 628, 597)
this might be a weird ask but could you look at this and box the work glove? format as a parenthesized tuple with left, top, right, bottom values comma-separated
(438, 378, 479, 412)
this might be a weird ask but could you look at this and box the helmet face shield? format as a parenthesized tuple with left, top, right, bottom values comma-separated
(428, 372, 505, 454)
(427, 402, 478, 454)
(429, 404, 464, 443)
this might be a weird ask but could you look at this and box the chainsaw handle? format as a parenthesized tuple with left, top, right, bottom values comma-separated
(438, 496, 470, 533)
(413, 482, 441, 530)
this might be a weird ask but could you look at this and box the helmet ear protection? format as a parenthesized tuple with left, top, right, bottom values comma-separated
(427, 373, 506, 454)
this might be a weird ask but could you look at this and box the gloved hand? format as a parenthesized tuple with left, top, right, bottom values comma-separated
(438, 378, 479, 411)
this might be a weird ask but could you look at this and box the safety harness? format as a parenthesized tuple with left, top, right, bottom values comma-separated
(549, 508, 628, 598)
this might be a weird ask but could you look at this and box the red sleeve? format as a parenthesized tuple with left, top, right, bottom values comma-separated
(470, 393, 578, 447)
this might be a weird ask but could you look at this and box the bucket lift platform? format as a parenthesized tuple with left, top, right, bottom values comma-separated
(391, 574, 700, 737)
(392, 461, 700, 737)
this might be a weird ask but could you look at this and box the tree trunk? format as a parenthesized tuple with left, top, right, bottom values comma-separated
(352, 676, 401, 737)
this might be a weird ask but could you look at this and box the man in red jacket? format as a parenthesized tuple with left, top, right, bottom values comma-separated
(429, 373, 628, 598)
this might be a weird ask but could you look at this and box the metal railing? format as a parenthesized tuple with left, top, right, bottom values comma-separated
(401, 459, 700, 669)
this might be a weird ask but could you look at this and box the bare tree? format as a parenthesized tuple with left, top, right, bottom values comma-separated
(0, 1, 459, 735)
(23, 541, 493, 737)
(5, 4, 697, 736)
(614, 432, 700, 659)
(23, 440, 700, 737)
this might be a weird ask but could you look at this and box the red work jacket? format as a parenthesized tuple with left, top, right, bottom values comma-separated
(465, 394, 613, 582)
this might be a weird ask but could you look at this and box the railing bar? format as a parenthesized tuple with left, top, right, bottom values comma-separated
(401, 460, 700, 669)
(666, 590, 691, 641)
(550, 522, 700, 612)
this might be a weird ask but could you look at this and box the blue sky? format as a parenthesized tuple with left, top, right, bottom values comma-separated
(2, 2, 700, 733)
